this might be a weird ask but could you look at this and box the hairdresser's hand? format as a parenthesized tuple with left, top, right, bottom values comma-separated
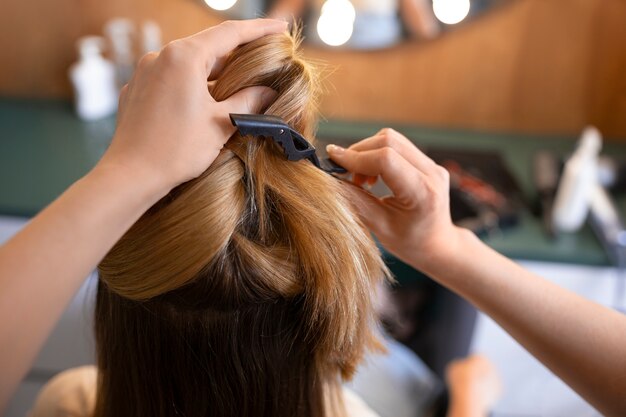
(98, 19, 285, 199)
(446, 355, 502, 417)
(331, 130, 626, 417)
(327, 128, 467, 272)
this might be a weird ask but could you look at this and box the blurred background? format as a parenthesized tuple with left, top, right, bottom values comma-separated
(0, 0, 624, 135)
(1, 1, 625, 417)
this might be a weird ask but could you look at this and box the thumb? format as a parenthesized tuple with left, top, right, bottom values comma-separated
(220, 86, 277, 115)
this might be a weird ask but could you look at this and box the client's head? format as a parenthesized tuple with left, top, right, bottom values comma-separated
(95, 31, 389, 417)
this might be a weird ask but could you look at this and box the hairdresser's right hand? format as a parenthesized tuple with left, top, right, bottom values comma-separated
(327, 129, 470, 273)
(96, 19, 285, 199)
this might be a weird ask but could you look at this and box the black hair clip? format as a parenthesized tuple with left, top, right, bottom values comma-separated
(229, 113, 347, 174)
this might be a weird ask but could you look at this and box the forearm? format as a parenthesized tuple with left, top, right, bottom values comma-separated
(0, 18, 285, 412)
(399, 0, 439, 39)
(446, 393, 486, 417)
(327, 130, 626, 415)
(0, 163, 162, 410)
(421, 228, 626, 417)
(269, 0, 306, 20)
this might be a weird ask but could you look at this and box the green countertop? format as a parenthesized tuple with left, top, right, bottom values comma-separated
(0, 99, 115, 216)
(318, 121, 626, 266)
(1, 97, 625, 266)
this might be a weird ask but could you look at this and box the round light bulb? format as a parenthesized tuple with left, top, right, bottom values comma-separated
(433, 0, 470, 25)
(317, 12, 354, 46)
(317, 0, 355, 47)
(321, 0, 356, 23)
(204, 0, 237, 11)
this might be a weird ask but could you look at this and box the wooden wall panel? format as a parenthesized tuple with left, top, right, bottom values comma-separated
(0, 0, 625, 138)
(586, 0, 626, 138)
(0, 0, 221, 97)
(306, 2, 529, 130)
(306, 0, 626, 138)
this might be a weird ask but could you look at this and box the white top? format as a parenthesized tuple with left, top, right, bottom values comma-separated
(351, 0, 397, 15)
(29, 366, 380, 417)
(315, 0, 397, 15)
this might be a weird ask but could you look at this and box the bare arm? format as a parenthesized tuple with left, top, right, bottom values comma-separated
(327, 129, 626, 417)
(269, 0, 307, 21)
(0, 165, 161, 408)
(431, 231, 626, 417)
(0, 18, 286, 411)
(399, 0, 440, 39)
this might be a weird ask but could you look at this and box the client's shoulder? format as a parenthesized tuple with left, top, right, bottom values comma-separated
(29, 365, 97, 417)
(343, 387, 381, 417)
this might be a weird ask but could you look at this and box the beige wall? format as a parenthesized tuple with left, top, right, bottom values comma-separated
(306, 0, 626, 138)
(1, 0, 625, 138)
(0, 0, 221, 97)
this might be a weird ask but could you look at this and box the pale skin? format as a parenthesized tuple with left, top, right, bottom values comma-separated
(0, 19, 623, 417)
(0, 18, 287, 412)
(269, 0, 307, 21)
(0, 18, 488, 417)
(399, 0, 440, 39)
(326, 129, 626, 417)
(446, 355, 501, 417)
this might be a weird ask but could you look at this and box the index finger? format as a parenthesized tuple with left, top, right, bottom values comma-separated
(327, 146, 428, 206)
(349, 128, 440, 176)
(185, 19, 288, 79)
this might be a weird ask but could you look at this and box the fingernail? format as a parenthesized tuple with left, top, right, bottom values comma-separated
(326, 144, 345, 155)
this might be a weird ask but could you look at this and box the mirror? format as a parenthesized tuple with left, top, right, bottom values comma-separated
(201, 0, 514, 49)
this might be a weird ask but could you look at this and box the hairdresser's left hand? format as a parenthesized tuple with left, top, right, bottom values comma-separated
(0, 19, 285, 412)
(98, 18, 284, 198)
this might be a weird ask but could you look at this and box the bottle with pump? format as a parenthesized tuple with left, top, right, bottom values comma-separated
(69, 36, 118, 121)
(551, 126, 602, 233)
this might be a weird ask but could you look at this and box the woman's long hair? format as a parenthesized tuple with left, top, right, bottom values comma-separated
(94, 31, 390, 417)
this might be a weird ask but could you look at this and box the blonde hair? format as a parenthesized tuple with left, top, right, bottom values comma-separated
(95, 31, 389, 417)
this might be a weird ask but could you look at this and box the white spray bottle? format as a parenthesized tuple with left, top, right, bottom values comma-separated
(68, 36, 118, 121)
(551, 126, 602, 233)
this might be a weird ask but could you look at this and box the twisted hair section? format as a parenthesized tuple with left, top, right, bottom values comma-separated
(95, 30, 390, 417)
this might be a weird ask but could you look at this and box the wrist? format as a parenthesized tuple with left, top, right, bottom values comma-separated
(88, 157, 169, 210)
(412, 225, 478, 276)
(447, 389, 490, 417)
